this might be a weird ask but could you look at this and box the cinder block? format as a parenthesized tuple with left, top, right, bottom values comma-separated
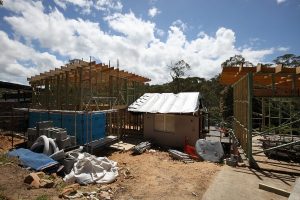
(37, 121, 53, 134)
(69, 136, 76, 146)
(26, 128, 38, 148)
(56, 136, 71, 150)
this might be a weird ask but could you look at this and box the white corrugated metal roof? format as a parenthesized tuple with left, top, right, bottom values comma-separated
(128, 92, 200, 113)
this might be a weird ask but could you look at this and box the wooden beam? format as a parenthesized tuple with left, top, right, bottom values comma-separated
(296, 66, 300, 74)
(256, 64, 276, 73)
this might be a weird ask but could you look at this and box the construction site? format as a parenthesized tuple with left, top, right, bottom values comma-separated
(0, 57, 299, 200)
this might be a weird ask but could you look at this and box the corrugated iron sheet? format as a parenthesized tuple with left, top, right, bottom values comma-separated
(128, 92, 200, 113)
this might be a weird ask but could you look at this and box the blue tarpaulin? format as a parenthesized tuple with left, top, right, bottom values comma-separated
(7, 148, 58, 171)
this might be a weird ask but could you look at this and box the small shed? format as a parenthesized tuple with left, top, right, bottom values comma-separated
(128, 92, 208, 147)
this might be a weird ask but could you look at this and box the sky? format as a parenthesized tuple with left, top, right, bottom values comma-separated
(0, 0, 300, 85)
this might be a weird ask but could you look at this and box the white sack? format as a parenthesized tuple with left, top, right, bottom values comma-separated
(63, 152, 118, 185)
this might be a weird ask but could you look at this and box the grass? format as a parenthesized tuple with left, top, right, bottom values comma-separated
(35, 195, 49, 200)
(0, 154, 10, 165)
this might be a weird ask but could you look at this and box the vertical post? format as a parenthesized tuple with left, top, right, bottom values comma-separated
(271, 74, 275, 96)
(11, 108, 14, 148)
(79, 68, 83, 110)
(262, 97, 265, 131)
(65, 72, 69, 109)
(45, 78, 49, 110)
(247, 73, 253, 164)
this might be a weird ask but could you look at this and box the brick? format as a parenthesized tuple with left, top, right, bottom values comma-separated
(24, 173, 40, 189)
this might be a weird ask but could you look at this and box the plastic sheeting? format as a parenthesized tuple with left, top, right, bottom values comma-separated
(195, 139, 224, 163)
(63, 153, 118, 185)
(128, 92, 200, 113)
(7, 148, 58, 171)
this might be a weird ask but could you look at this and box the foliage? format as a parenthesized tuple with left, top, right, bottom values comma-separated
(221, 55, 253, 68)
(168, 60, 191, 93)
(273, 54, 300, 67)
(0, 1, 3, 6)
(35, 195, 49, 200)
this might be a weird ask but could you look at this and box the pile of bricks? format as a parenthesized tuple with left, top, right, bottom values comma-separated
(26, 121, 76, 149)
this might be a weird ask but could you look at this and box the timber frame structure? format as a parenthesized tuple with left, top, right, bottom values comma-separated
(27, 59, 151, 136)
(28, 59, 150, 110)
(220, 64, 300, 166)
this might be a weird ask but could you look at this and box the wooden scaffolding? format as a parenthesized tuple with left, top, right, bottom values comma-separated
(27, 59, 151, 136)
(220, 64, 300, 165)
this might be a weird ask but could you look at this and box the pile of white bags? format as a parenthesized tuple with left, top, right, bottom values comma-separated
(63, 152, 118, 185)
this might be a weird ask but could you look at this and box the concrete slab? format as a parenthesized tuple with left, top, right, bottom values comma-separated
(202, 166, 297, 200)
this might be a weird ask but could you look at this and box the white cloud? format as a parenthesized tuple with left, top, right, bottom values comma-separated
(1, 0, 278, 85)
(95, 0, 122, 11)
(277, 47, 289, 51)
(277, 0, 287, 4)
(172, 19, 188, 32)
(53, 0, 122, 14)
(148, 7, 160, 18)
(156, 28, 165, 37)
(0, 31, 63, 84)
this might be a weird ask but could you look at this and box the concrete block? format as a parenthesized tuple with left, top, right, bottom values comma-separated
(37, 121, 53, 134)
(26, 128, 38, 148)
(53, 130, 68, 141)
(69, 136, 76, 146)
(56, 136, 71, 150)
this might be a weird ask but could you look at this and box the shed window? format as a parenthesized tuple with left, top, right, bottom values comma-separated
(154, 114, 175, 133)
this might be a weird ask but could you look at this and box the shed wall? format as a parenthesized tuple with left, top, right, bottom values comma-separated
(144, 113, 200, 147)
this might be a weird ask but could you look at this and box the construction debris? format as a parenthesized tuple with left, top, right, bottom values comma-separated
(7, 148, 58, 171)
(260, 135, 300, 162)
(259, 183, 290, 197)
(24, 172, 55, 189)
(132, 141, 151, 154)
(195, 139, 224, 163)
(63, 152, 118, 185)
(168, 149, 194, 163)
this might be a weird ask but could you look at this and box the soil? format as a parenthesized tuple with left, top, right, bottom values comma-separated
(0, 134, 221, 200)
(109, 151, 220, 200)
(0, 132, 25, 154)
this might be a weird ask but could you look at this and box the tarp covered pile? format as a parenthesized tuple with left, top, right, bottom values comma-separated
(64, 152, 118, 185)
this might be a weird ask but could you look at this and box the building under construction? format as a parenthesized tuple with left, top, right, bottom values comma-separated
(25, 59, 150, 144)
(220, 64, 300, 167)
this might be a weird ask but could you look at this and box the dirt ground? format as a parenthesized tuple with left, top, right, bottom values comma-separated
(108, 151, 220, 199)
(0, 133, 25, 154)
(0, 134, 221, 200)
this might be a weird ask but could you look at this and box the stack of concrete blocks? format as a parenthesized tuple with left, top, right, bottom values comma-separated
(26, 121, 76, 149)
(26, 128, 39, 148)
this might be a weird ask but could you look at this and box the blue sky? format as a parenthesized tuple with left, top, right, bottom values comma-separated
(0, 0, 299, 85)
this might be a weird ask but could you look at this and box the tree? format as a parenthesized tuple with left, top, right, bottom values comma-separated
(221, 55, 253, 68)
(273, 54, 300, 67)
(0, 0, 3, 5)
(168, 60, 191, 93)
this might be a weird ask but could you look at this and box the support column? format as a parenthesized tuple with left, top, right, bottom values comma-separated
(247, 73, 253, 164)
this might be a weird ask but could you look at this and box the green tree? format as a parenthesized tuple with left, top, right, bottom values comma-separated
(273, 54, 300, 67)
(221, 55, 253, 68)
(168, 60, 191, 93)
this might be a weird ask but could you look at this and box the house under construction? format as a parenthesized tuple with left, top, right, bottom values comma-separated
(220, 64, 300, 167)
(25, 59, 150, 144)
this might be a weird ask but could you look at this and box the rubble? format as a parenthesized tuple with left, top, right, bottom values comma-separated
(132, 141, 151, 154)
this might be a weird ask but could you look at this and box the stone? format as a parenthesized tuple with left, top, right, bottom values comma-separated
(40, 179, 55, 188)
(24, 173, 40, 184)
(99, 191, 111, 200)
(24, 173, 41, 189)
